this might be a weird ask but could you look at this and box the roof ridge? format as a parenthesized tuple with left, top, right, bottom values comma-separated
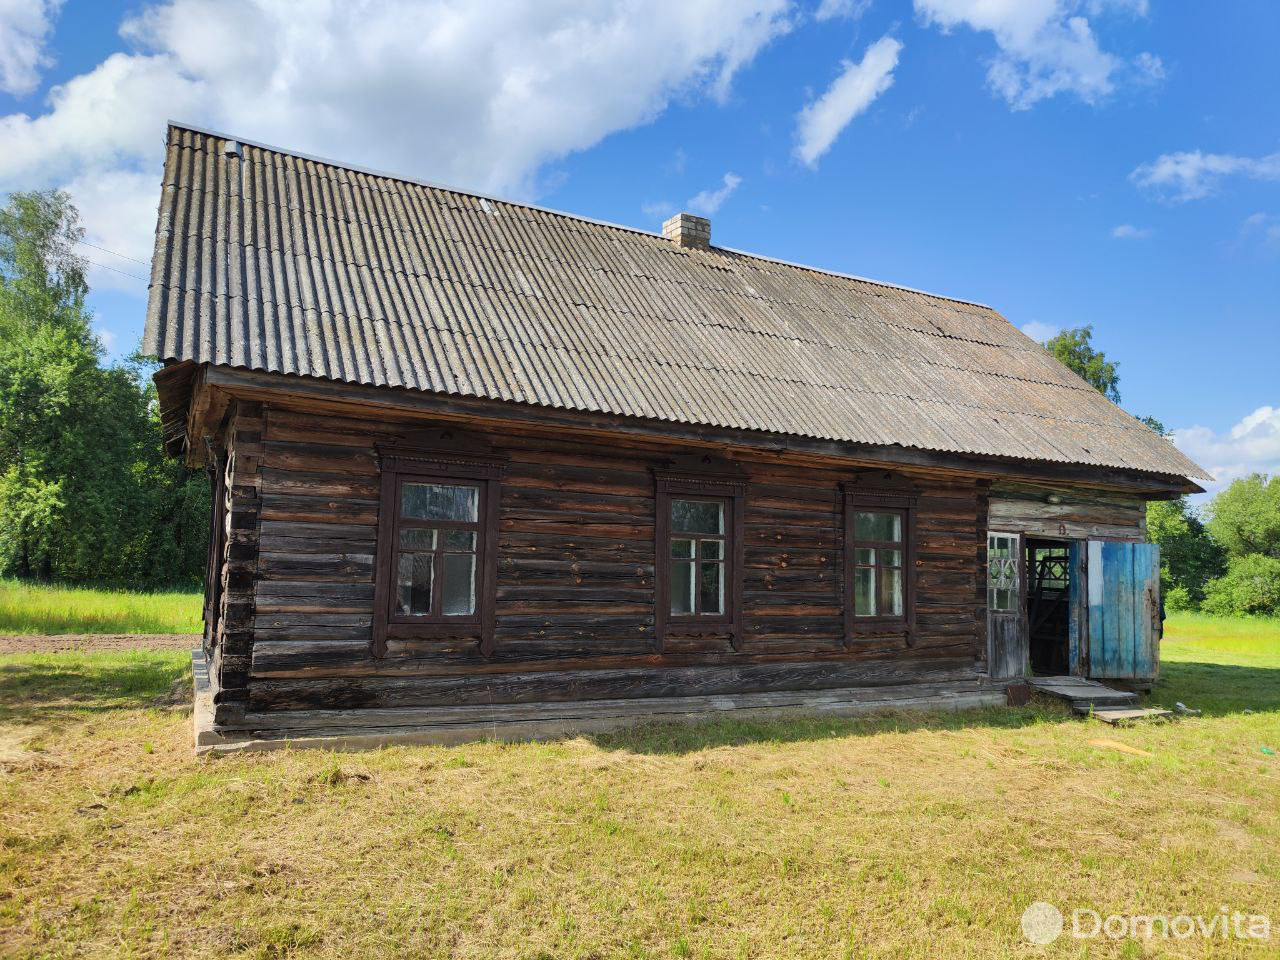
(166, 119, 994, 311)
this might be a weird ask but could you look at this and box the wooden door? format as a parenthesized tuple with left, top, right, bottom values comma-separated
(987, 532, 1026, 679)
(1067, 541, 1085, 675)
(1086, 541, 1161, 680)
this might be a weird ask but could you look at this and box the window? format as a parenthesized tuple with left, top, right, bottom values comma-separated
(668, 498, 727, 617)
(372, 433, 504, 657)
(842, 475, 916, 642)
(851, 510, 905, 618)
(654, 460, 747, 651)
(394, 481, 480, 618)
(988, 533, 1020, 612)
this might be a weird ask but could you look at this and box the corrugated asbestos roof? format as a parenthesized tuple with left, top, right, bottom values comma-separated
(143, 124, 1209, 482)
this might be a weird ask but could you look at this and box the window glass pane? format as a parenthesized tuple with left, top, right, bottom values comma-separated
(441, 552, 476, 616)
(701, 538, 723, 561)
(399, 528, 436, 550)
(883, 549, 902, 568)
(441, 529, 476, 552)
(670, 560, 694, 615)
(854, 566, 876, 616)
(671, 538, 694, 560)
(699, 561, 724, 615)
(854, 511, 901, 542)
(987, 532, 1019, 611)
(672, 499, 723, 534)
(854, 547, 875, 565)
(989, 587, 1017, 612)
(396, 552, 433, 615)
(880, 567, 903, 617)
(402, 483, 478, 522)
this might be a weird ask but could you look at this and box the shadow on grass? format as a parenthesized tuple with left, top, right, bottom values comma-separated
(1150, 661, 1280, 717)
(587, 700, 1073, 755)
(0, 651, 190, 725)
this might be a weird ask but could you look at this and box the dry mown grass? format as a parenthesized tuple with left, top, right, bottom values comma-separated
(0, 637, 1277, 959)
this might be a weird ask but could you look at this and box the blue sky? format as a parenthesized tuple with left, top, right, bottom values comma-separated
(1, 0, 1276, 496)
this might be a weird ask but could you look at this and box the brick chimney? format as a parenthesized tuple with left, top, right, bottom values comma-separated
(662, 212, 710, 250)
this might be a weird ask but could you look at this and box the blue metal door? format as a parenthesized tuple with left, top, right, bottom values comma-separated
(1086, 541, 1160, 680)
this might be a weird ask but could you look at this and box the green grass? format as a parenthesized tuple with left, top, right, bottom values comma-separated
(1166, 610, 1280, 653)
(1155, 612, 1280, 716)
(0, 579, 202, 635)
(0, 621, 1276, 958)
(0, 650, 190, 724)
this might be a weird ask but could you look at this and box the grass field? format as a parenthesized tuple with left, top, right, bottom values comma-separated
(0, 621, 1277, 957)
(0, 579, 202, 635)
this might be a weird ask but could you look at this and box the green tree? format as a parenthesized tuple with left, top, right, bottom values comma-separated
(1205, 473, 1280, 560)
(1138, 415, 1167, 436)
(0, 189, 208, 586)
(119, 353, 211, 585)
(1044, 325, 1121, 403)
(1146, 498, 1225, 607)
(1202, 554, 1280, 617)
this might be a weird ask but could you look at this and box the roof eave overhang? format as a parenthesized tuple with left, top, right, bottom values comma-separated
(184, 364, 1202, 497)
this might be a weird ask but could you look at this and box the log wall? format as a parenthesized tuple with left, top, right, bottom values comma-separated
(217, 401, 995, 717)
(988, 481, 1147, 541)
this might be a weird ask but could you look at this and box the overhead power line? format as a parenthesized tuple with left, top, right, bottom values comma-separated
(0, 208, 152, 274)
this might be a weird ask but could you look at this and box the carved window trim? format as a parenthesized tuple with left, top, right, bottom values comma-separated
(842, 473, 918, 645)
(654, 458, 748, 652)
(372, 430, 505, 658)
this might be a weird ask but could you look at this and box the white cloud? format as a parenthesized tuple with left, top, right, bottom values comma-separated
(1110, 223, 1151, 239)
(1020, 320, 1059, 343)
(1173, 406, 1280, 499)
(0, 0, 60, 95)
(92, 323, 119, 353)
(1133, 50, 1164, 83)
(1131, 150, 1280, 202)
(687, 172, 742, 215)
(1086, 0, 1147, 14)
(65, 168, 156, 292)
(814, 0, 872, 21)
(913, 0, 1142, 110)
(794, 34, 902, 168)
(641, 199, 677, 221)
(1237, 212, 1280, 252)
(0, 0, 792, 268)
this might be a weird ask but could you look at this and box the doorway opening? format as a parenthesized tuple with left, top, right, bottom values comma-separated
(1025, 539, 1071, 675)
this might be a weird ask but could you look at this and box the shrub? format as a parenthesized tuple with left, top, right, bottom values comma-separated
(1201, 554, 1280, 617)
(1163, 584, 1195, 612)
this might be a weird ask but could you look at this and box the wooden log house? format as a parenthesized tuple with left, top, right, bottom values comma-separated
(142, 124, 1210, 752)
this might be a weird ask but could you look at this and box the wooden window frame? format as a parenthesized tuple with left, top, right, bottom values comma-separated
(987, 531, 1022, 613)
(654, 460, 747, 652)
(372, 431, 505, 658)
(842, 475, 917, 645)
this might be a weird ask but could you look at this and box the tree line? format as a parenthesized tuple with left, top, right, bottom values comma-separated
(1045, 326, 1279, 618)
(0, 191, 208, 588)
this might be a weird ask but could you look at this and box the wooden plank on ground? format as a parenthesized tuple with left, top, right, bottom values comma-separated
(1085, 707, 1173, 724)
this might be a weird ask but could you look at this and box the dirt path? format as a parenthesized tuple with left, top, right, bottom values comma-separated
(0, 634, 200, 655)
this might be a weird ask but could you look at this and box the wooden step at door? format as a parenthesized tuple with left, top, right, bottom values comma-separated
(1027, 676, 1139, 711)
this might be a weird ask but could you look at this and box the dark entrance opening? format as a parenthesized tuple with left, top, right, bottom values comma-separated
(1025, 539, 1071, 675)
